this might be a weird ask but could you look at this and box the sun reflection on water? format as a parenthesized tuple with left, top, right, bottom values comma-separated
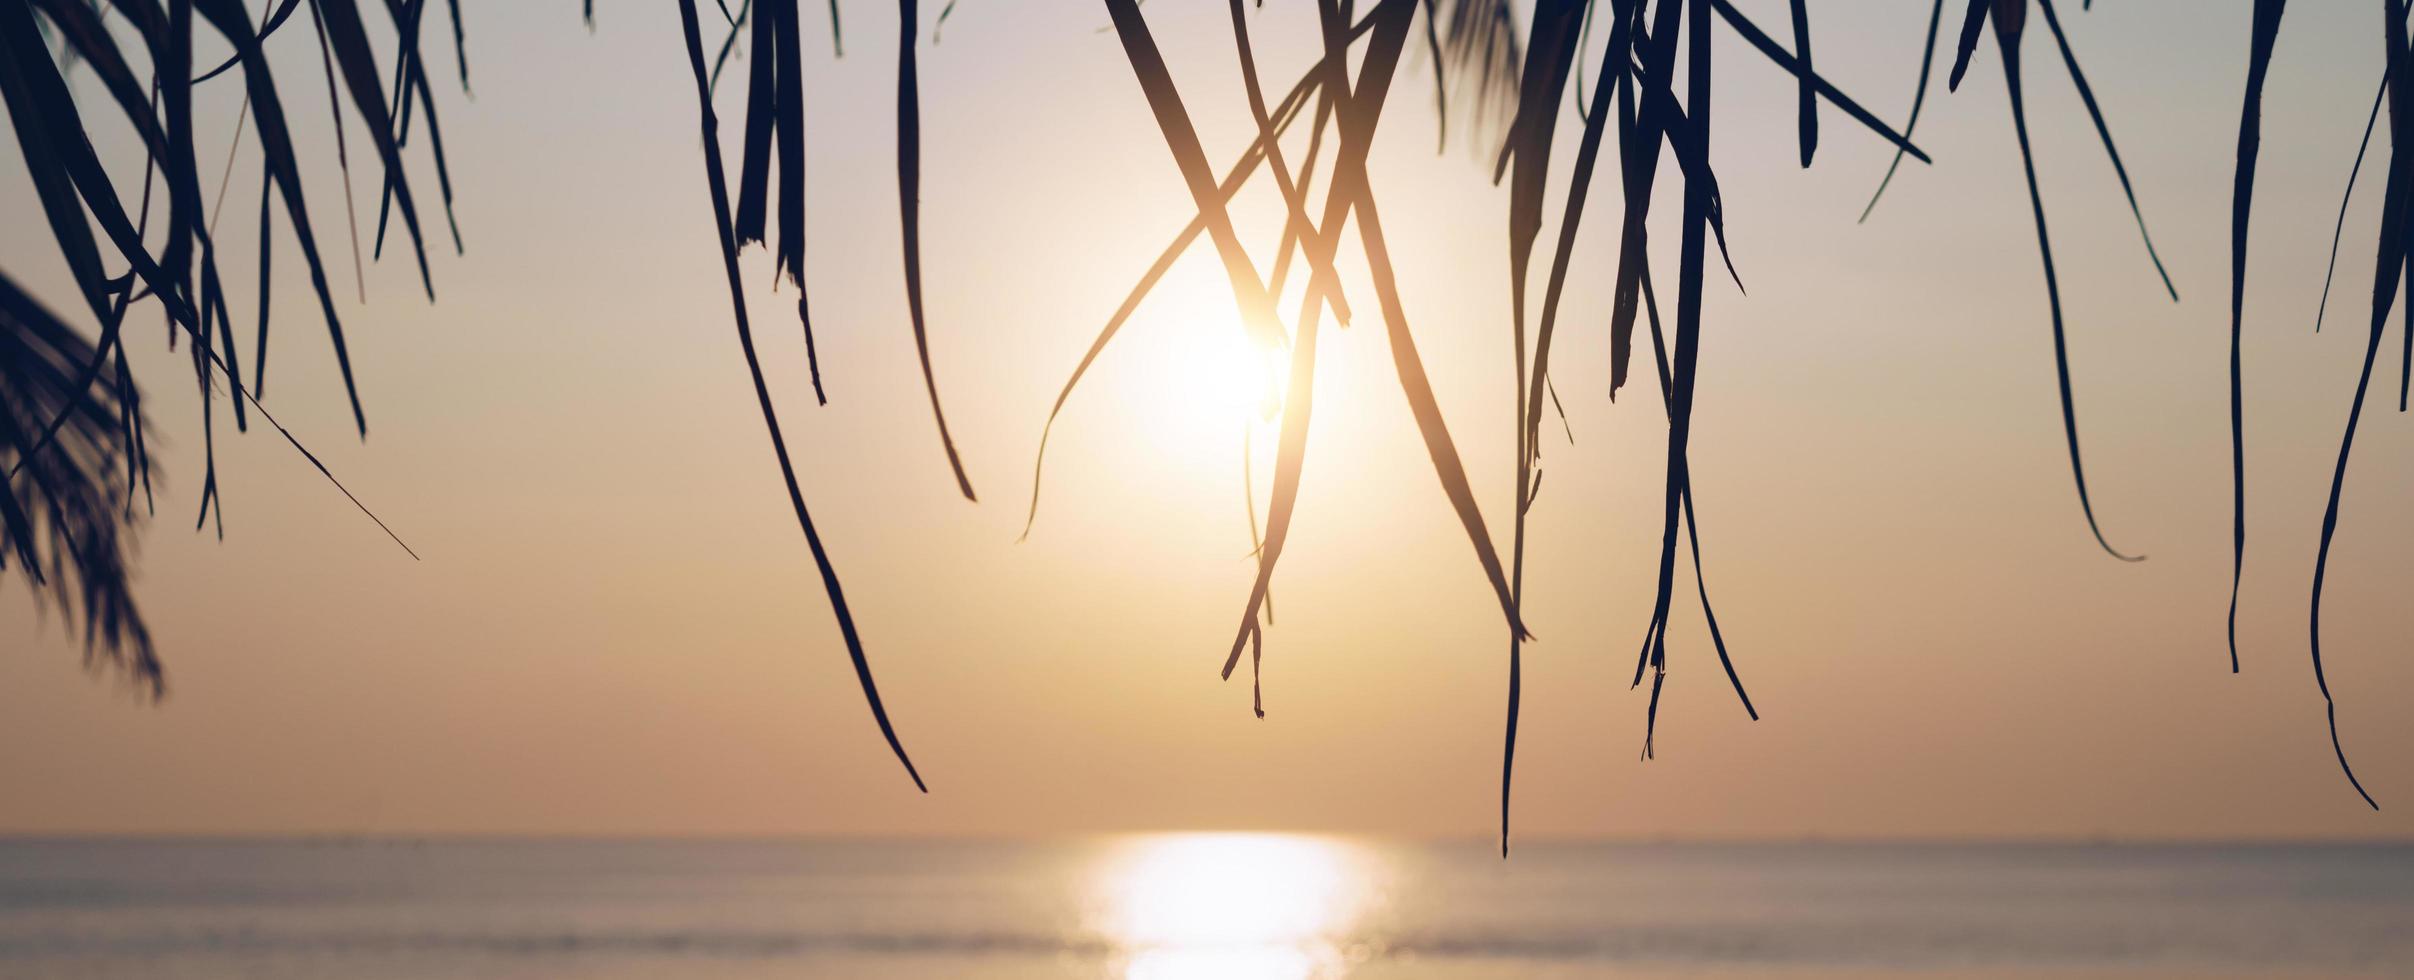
(1093, 833, 1378, 980)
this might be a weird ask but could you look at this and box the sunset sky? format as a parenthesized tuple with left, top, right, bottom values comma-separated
(4, 0, 2413, 841)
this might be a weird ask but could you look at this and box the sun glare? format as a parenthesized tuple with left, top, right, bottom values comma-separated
(1093, 833, 1376, 980)
(1143, 281, 1295, 434)
(1199, 323, 1290, 424)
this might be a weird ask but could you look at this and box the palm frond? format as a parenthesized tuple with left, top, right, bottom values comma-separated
(0, 271, 157, 695)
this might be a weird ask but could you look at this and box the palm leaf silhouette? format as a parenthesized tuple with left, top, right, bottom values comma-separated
(1990, 0, 2146, 564)
(1886, 0, 2147, 563)
(674, 0, 926, 790)
(3, 0, 449, 697)
(10, 0, 2410, 819)
(899, 0, 978, 500)
(2227, 0, 2286, 676)
(0, 270, 157, 696)
(2303, 0, 2410, 812)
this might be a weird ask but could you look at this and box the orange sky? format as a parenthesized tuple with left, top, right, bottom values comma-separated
(4, 0, 2413, 839)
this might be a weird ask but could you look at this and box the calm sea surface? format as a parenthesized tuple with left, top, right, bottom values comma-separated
(1, 837, 2408, 979)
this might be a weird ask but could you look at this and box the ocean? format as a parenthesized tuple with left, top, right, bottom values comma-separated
(0, 836, 2408, 978)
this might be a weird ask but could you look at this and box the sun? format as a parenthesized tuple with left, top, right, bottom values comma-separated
(1191, 316, 1291, 424)
(1136, 272, 1297, 433)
